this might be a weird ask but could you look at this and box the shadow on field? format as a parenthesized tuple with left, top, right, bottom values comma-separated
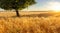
(21, 13, 53, 17)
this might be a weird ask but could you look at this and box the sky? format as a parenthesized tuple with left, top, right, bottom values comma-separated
(1, 0, 60, 11)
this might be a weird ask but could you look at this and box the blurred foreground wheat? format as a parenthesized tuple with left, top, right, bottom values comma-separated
(0, 16, 60, 33)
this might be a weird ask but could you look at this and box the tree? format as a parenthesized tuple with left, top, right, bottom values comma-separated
(0, 0, 36, 17)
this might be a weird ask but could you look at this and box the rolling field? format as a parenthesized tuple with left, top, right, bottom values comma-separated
(0, 11, 60, 33)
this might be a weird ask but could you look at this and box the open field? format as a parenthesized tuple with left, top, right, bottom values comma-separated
(0, 11, 56, 17)
(0, 11, 60, 33)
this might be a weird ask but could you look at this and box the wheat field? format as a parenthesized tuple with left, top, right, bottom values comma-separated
(0, 11, 60, 33)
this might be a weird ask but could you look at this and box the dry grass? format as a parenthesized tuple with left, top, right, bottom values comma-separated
(0, 11, 60, 33)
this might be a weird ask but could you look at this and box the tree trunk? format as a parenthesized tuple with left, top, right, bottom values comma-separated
(15, 9, 20, 17)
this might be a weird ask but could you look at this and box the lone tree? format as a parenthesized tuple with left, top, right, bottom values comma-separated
(0, 0, 36, 17)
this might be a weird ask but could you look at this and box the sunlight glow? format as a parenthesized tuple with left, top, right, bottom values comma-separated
(49, 2, 60, 12)
(52, 4, 60, 11)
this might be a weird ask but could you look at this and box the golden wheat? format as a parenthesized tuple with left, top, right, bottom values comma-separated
(0, 11, 60, 33)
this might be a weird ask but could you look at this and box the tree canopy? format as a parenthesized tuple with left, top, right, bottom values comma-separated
(0, 0, 36, 10)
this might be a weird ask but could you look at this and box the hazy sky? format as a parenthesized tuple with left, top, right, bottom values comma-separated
(22, 0, 60, 11)
(0, 0, 60, 11)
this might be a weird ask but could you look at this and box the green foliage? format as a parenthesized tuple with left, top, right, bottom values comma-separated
(0, 0, 36, 10)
